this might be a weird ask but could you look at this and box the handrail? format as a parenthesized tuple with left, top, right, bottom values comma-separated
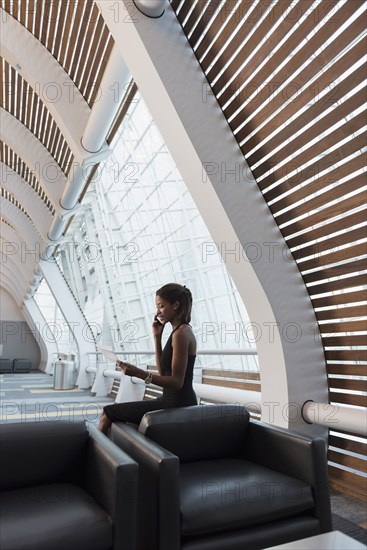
(302, 401, 367, 437)
(91, 348, 258, 357)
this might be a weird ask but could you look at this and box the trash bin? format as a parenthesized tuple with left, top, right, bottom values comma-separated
(54, 360, 76, 390)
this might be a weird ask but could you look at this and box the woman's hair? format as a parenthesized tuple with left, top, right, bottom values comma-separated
(156, 283, 193, 324)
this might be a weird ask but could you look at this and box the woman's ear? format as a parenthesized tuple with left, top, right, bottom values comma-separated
(174, 300, 180, 311)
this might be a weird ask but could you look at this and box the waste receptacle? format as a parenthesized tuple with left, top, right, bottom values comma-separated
(54, 360, 76, 390)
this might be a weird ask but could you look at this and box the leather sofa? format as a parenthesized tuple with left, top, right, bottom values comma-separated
(111, 404, 332, 550)
(0, 421, 138, 550)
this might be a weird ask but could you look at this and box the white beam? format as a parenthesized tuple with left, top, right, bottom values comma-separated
(98, 1, 328, 436)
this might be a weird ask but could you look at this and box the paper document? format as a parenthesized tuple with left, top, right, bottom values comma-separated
(97, 346, 118, 363)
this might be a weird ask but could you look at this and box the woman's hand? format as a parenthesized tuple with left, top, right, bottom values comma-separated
(152, 315, 165, 338)
(117, 360, 145, 379)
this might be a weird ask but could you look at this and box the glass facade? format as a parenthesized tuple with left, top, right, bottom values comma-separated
(51, 93, 258, 374)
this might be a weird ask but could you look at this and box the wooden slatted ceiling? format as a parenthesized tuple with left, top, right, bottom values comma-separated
(0, 141, 55, 214)
(0, 0, 114, 107)
(1, 57, 74, 176)
(171, 0, 367, 498)
(0, 187, 31, 219)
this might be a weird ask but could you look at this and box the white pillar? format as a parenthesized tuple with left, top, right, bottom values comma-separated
(39, 259, 96, 389)
(22, 299, 58, 374)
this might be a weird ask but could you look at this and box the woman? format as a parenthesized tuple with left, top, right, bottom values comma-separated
(98, 283, 197, 434)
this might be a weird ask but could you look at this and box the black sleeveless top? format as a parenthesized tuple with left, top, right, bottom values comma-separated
(160, 324, 197, 406)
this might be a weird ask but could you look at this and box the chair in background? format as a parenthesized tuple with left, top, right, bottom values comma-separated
(111, 404, 332, 550)
(0, 358, 13, 373)
(13, 358, 32, 373)
(0, 420, 138, 550)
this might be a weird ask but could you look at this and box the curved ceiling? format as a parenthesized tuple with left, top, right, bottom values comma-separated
(0, 0, 116, 303)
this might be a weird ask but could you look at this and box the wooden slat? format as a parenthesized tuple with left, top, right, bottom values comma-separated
(27, 0, 35, 33)
(175, 0, 195, 26)
(70, 1, 94, 82)
(59, 1, 75, 68)
(202, 378, 261, 392)
(80, 12, 105, 97)
(253, 113, 365, 182)
(46, 1, 60, 52)
(89, 33, 114, 106)
(261, 132, 366, 197)
(320, 320, 367, 333)
(53, 0, 69, 61)
(196, 1, 251, 67)
(189, 0, 223, 48)
(19, 0, 26, 26)
(316, 305, 367, 321)
(312, 290, 367, 309)
(40, 0, 51, 47)
(170, 0, 181, 12)
(34, 0, 42, 39)
(107, 81, 138, 144)
(303, 258, 367, 283)
(211, 0, 294, 91)
(275, 170, 366, 227)
(285, 209, 366, 249)
(221, 0, 341, 105)
(233, 7, 366, 140)
(293, 227, 367, 263)
(87, 25, 112, 105)
(10, 65, 15, 115)
(329, 434, 366, 456)
(328, 378, 366, 392)
(75, 3, 99, 86)
(330, 392, 367, 408)
(224, 0, 314, 116)
(323, 334, 367, 346)
(329, 465, 366, 499)
(202, 369, 260, 380)
(248, 66, 366, 167)
(325, 349, 367, 362)
(327, 364, 367, 377)
(328, 450, 366, 473)
(299, 242, 367, 273)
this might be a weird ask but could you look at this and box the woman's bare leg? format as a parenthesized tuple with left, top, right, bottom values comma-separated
(98, 412, 112, 434)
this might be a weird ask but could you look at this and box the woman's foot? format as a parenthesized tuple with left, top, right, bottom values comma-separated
(98, 413, 112, 435)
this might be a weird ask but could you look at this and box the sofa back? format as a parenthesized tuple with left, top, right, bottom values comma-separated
(0, 421, 89, 491)
(139, 404, 250, 462)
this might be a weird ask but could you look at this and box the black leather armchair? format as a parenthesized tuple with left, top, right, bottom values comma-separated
(111, 404, 332, 550)
(0, 421, 138, 550)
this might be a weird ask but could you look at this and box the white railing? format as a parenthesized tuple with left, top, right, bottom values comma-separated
(84, 350, 365, 436)
(302, 401, 367, 437)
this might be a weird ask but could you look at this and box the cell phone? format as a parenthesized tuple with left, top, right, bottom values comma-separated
(155, 315, 163, 325)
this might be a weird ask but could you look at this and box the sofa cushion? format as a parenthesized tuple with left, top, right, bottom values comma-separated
(179, 458, 315, 536)
(139, 404, 250, 462)
(0, 483, 113, 550)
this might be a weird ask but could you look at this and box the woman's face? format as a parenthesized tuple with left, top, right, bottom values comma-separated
(155, 295, 179, 324)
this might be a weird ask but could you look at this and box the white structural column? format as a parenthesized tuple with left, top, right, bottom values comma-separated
(98, 1, 328, 436)
(22, 298, 58, 374)
(39, 259, 96, 388)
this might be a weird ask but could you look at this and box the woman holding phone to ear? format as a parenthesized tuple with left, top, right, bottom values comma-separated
(98, 283, 197, 434)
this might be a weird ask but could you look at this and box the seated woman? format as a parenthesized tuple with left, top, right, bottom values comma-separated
(98, 283, 197, 434)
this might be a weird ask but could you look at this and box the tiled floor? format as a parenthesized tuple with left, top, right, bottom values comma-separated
(0, 371, 113, 425)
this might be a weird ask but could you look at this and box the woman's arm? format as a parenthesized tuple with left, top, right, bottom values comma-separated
(119, 328, 191, 390)
(152, 317, 164, 375)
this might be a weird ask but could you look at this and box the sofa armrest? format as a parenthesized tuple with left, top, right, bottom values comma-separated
(243, 420, 332, 532)
(84, 424, 138, 550)
(111, 422, 180, 550)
